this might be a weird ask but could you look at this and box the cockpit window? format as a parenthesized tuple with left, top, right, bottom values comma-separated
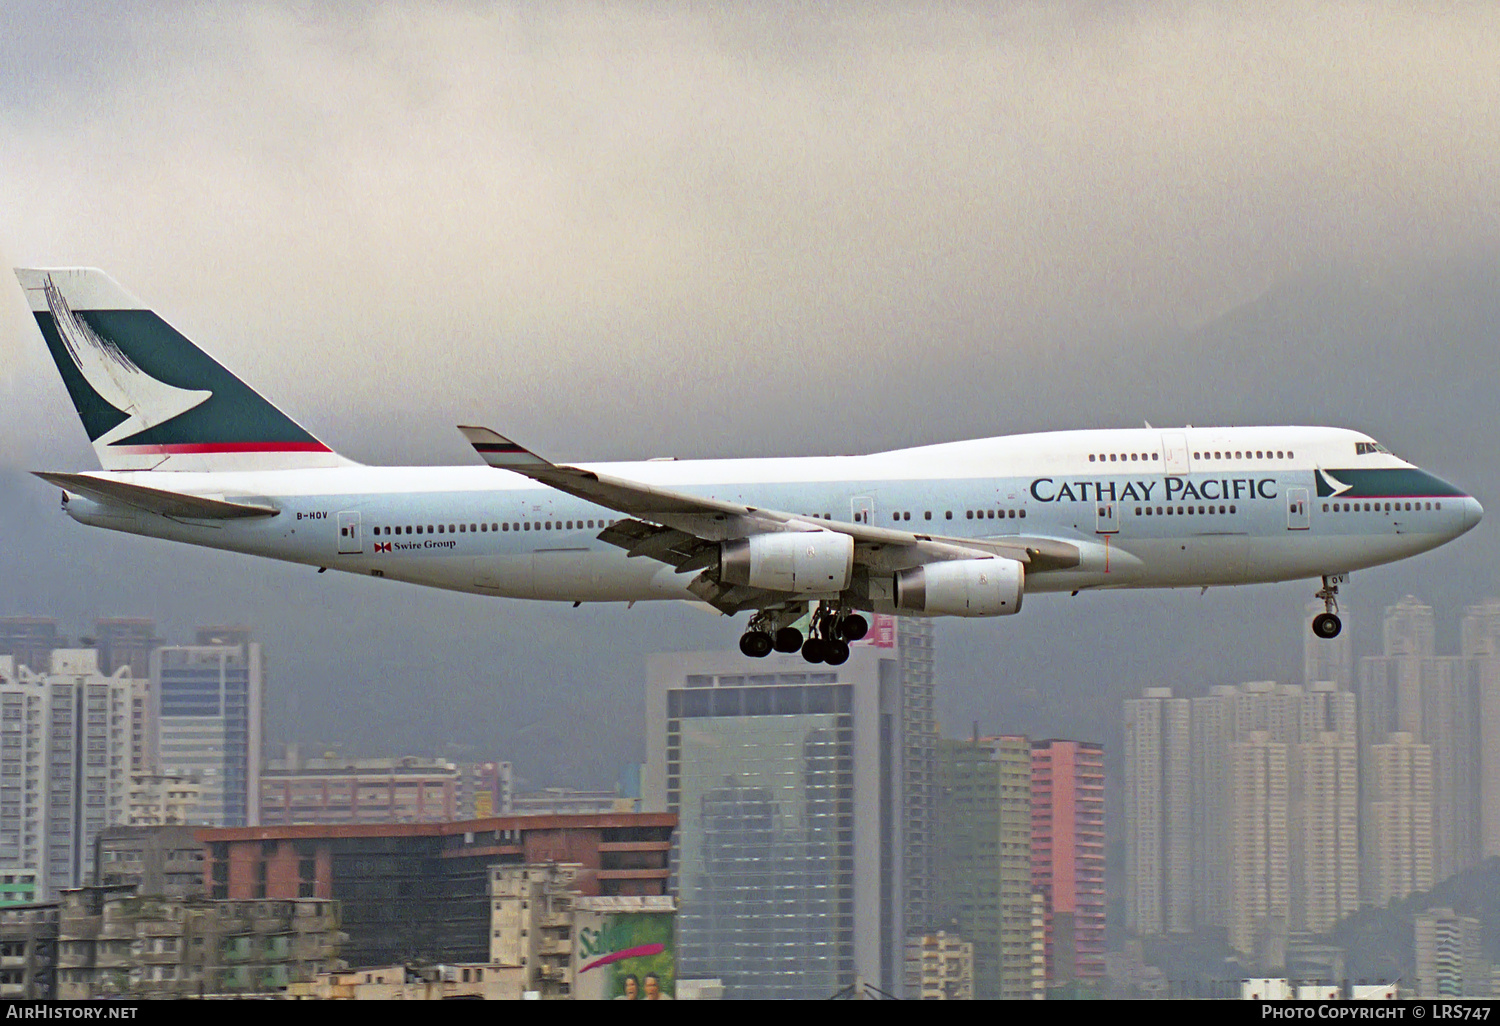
(1355, 441, 1392, 456)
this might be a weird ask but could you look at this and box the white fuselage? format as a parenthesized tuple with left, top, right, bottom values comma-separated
(57, 426, 1481, 610)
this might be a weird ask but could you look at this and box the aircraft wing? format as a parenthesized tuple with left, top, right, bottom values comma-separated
(34, 472, 280, 520)
(459, 426, 1078, 612)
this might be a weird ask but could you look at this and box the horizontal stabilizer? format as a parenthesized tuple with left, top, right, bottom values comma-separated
(34, 472, 279, 520)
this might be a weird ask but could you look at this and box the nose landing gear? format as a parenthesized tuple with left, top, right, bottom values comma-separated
(1311, 574, 1345, 639)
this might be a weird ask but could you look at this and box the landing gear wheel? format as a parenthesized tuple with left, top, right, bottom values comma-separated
(824, 640, 850, 665)
(801, 638, 828, 663)
(1312, 613, 1342, 639)
(838, 614, 869, 642)
(740, 632, 773, 658)
(774, 627, 804, 653)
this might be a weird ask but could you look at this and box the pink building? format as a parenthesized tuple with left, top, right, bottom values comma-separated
(1031, 739, 1106, 984)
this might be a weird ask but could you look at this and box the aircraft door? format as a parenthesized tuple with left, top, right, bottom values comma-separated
(1095, 500, 1120, 534)
(1162, 433, 1191, 475)
(1286, 488, 1310, 531)
(851, 496, 875, 525)
(337, 511, 363, 553)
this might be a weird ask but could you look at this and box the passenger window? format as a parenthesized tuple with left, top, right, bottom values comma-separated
(1089, 454, 1096, 462)
(1008, 510, 1016, 519)
(904, 512, 911, 521)
(924, 512, 932, 520)
(966, 510, 974, 520)
(893, 513, 900, 522)
(1193, 452, 1200, 460)
(945, 511, 953, 520)
(1019, 510, 1025, 518)
(501, 523, 507, 531)
(1130, 453, 1138, 461)
(1135, 507, 1142, 515)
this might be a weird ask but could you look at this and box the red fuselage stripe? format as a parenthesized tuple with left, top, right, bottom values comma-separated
(108, 442, 331, 454)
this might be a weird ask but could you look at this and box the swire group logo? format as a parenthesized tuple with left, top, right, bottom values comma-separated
(374, 542, 392, 553)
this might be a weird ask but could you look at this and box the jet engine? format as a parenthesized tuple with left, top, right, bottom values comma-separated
(721, 531, 855, 594)
(894, 558, 1024, 617)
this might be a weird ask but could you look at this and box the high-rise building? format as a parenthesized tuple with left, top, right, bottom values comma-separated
(93, 618, 158, 678)
(1030, 739, 1105, 985)
(934, 734, 1043, 999)
(0, 618, 59, 677)
(1226, 730, 1290, 956)
(904, 932, 975, 1000)
(0, 651, 132, 898)
(643, 647, 903, 999)
(1461, 600, 1500, 858)
(93, 618, 160, 776)
(152, 631, 263, 828)
(1360, 598, 1482, 893)
(1413, 907, 1487, 998)
(1291, 688, 1359, 933)
(1366, 732, 1435, 906)
(1154, 679, 1358, 948)
(259, 746, 459, 825)
(1122, 687, 1191, 937)
(455, 760, 513, 818)
(895, 618, 938, 939)
(1190, 684, 1237, 929)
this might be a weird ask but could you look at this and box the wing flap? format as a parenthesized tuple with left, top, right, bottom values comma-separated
(35, 472, 279, 520)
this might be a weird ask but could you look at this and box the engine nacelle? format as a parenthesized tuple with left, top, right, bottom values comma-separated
(721, 531, 854, 594)
(894, 558, 1024, 617)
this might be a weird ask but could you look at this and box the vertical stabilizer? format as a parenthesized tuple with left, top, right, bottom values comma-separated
(17, 267, 353, 471)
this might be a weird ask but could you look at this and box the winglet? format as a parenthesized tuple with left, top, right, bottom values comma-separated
(458, 425, 553, 470)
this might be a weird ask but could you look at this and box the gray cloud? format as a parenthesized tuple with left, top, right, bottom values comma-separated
(4, 3, 1499, 461)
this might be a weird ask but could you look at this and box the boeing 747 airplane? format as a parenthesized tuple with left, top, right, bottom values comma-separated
(16, 267, 1483, 665)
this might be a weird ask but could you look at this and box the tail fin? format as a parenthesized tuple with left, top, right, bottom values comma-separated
(16, 267, 352, 471)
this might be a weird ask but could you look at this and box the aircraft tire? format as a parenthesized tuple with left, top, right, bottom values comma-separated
(1312, 613, 1342, 639)
(801, 638, 827, 663)
(740, 632, 773, 658)
(839, 614, 869, 642)
(774, 627, 804, 653)
(824, 640, 850, 665)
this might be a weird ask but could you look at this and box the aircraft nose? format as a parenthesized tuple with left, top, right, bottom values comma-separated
(1464, 496, 1484, 532)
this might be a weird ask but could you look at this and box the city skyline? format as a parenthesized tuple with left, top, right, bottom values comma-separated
(3, 2, 1498, 806)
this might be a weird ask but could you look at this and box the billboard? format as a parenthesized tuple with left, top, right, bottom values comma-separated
(857, 613, 897, 648)
(574, 908, 675, 1001)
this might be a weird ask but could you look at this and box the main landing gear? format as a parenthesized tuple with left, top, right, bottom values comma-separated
(1311, 574, 1345, 639)
(739, 604, 869, 666)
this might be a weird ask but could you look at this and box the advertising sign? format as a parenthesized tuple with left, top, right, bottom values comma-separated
(574, 909, 675, 1001)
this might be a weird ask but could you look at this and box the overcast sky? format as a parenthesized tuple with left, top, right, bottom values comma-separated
(2, 3, 1497, 786)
